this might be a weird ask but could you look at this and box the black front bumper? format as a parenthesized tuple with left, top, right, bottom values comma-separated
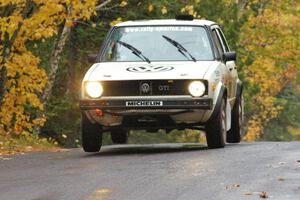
(80, 98, 213, 110)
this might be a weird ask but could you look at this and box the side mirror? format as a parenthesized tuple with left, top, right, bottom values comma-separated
(223, 51, 236, 62)
(87, 54, 98, 63)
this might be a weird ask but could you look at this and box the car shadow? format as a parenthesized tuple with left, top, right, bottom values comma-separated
(84, 143, 208, 157)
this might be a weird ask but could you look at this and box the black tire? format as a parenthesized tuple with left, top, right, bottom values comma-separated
(81, 113, 102, 152)
(227, 94, 243, 143)
(205, 97, 227, 149)
(111, 130, 128, 144)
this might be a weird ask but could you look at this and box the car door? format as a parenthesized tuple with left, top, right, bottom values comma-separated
(210, 28, 231, 100)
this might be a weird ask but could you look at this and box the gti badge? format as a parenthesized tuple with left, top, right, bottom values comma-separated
(127, 65, 174, 73)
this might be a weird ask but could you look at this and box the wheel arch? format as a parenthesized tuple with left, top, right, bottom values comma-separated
(208, 84, 227, 122)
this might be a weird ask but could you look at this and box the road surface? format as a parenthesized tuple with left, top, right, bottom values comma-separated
(0, 142, 299, 200)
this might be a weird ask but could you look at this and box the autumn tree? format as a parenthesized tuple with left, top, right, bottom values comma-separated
(239, 0, 300, 140)
(0, 0, 96, 143)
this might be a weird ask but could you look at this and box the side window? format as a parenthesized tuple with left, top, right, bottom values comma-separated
(211, 29, 224, 57)
(216, 28, 230, 52)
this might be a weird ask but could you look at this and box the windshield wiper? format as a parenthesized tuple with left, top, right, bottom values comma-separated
(116, 40, 151, 63)
(162, 35, 196, 62)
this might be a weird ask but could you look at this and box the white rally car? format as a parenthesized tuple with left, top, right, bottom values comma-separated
(80, 15, 244, 152)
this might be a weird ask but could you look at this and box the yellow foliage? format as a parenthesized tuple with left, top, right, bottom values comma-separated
(161, 6, 168, 15)
(0, 0, 96, 140)
(222, 0, 235, 6)
(288, 127, 300, 138)
(110, 17, 123, 27)
(120, 1, 128, 7)
(180, 5, 200, 18)
(148, 4, 154, 13)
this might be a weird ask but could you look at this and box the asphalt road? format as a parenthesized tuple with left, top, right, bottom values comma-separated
(0, 142, 299, 200)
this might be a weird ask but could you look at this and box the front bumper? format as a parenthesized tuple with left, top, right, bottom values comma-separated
(80, 98, 213, 110)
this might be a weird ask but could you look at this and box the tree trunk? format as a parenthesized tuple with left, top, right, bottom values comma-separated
(32, 21, 71, 134)
(42, 23, 71, 103)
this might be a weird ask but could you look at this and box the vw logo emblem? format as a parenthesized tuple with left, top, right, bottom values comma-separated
(127, 65, 174, 73)
(140, 83, 151, 94)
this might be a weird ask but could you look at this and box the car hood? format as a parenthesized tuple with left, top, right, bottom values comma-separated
(84, 61, 217, 81)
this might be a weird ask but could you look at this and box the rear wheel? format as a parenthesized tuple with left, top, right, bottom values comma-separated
(205, 98, 227, 149)
(111, 130, 128, 144)
(227, 94, 243, 143)
(81, 113, 102, 152)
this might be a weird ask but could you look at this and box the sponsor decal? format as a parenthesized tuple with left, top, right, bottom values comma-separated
(124, 26, 193, 33)
(127, 65, 174, 73)
(125, 101, 163, 107)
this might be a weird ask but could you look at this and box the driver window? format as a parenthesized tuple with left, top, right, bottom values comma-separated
(211, 29, 224, 57)
(216, 28, 230, 52)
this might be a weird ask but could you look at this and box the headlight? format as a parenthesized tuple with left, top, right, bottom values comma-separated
(188, 81, 205, 97)
(85, 81, 103, 98)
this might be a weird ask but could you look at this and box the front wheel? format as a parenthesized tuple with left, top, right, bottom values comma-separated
(81, 113, 102, 152)
(205, 97, 227, 149)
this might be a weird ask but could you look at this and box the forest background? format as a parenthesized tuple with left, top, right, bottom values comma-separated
(0, 0, 299, 151)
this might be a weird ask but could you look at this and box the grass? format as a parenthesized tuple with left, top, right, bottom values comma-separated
(0, 132, 58, 155)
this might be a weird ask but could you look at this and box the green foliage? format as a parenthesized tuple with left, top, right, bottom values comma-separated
(263, 73, 300, 141)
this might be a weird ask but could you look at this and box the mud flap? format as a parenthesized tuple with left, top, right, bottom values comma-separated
(226, 99, 231, 131)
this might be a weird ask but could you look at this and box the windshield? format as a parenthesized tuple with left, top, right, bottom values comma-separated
(101, 26, 214, 62)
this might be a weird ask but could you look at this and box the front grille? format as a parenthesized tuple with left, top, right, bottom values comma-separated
(100, 80, 208, 96)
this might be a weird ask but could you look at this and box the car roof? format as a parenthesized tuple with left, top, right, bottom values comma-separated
(115, 19, 217, 27)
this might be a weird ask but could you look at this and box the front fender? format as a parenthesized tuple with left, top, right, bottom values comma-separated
(208, 83, 226, 122)
(203, 83, 231, 130)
